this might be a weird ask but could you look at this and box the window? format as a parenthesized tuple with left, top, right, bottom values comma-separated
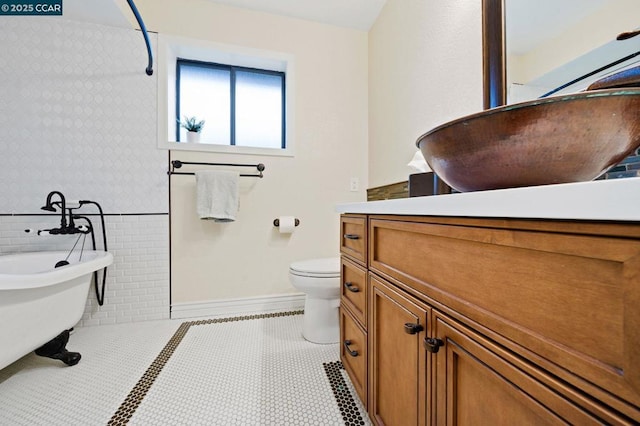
(157, 34, 295, 156)
(176, 59, 285, 149)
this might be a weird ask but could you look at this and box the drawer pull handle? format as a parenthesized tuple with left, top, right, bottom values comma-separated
(344, 282, 360, 293)
(403, 323, 424, 335)
(423, 338, 444, 353)
(343, 340, 359, 357)
(344, 234, 360, 240)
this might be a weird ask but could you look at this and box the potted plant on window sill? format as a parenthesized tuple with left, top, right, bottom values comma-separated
(179, 116, 205, 143)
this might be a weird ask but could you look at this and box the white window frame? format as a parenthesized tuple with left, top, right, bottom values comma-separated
(157, 34, 295, 157)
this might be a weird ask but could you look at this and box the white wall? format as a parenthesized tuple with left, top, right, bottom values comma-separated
(129, 0, 369, 307)
(367, 0, 484, 187)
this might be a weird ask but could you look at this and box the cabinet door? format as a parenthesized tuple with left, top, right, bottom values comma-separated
(433, 311, 610, 425)
(369, 274, 431, 426)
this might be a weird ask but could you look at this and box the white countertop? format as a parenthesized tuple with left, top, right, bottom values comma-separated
(336, 177, 640, 221)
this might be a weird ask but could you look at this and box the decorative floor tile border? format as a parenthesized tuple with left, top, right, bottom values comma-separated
(107, 310, 303, 425)
(323, 361, 368, 426)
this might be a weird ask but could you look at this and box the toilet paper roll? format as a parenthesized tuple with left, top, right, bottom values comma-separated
(278, 216, 297, 234)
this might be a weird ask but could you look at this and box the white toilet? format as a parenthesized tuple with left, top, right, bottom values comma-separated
(289, 257, 341, 344)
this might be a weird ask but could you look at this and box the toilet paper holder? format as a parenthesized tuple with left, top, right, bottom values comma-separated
(273, 218, 300, 227)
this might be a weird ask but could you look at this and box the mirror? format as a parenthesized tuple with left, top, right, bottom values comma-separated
(482, 0, 640, 107)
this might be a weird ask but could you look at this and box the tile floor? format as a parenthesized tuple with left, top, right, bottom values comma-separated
(0, 311, 369, 426)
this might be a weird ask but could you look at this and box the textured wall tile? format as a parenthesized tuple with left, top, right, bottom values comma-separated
(0, 17, 167, 214)
(0, 214, 170, 326)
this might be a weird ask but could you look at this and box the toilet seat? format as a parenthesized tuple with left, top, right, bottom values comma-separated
(289, 257, 340, 278)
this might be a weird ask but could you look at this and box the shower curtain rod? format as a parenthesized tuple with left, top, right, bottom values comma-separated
(126, 0, 153, 76)
(168, 160, 265, 178)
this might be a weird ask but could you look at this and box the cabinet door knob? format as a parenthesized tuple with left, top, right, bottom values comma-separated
(344, 234, 360, 240)
(343, 340, 359, 357)
(403, 323, 424, 334)
(423, 338, 444, 353)
(344, 281, 360, 293)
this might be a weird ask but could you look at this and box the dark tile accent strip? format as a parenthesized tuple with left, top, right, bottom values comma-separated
(366, 180, 409, 201)
(323, 361, 367, 426)
(107, 321, 190, 425)
(108, 310, 303, 425)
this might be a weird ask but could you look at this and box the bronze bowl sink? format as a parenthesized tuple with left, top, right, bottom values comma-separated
(416, 88, 640, 192)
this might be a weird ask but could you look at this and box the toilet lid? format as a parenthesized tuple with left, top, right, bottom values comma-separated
(289, 257, 340, 278)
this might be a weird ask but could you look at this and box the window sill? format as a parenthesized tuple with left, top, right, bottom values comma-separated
(159, 141, 294, 157)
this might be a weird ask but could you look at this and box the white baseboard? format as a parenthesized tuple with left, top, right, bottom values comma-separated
(170, 293, 306, 320)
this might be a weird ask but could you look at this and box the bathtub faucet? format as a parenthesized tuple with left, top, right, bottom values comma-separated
(41, 191, 68, 229)
(32, 192, 91, 236)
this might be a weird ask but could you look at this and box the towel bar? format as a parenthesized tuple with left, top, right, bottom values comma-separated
(167, 160, 265, 178)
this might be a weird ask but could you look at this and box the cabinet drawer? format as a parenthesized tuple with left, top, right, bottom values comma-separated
(341, 257, 367, 327)
(369, 217, 640, 418)
(340, 307, 367, 408)
(340, 215, 367, 264)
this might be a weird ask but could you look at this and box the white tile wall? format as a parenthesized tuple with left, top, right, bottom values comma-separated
(0, 17, 171, 326)
(0, 17, 166, 214)
(0, 214, 170, 326)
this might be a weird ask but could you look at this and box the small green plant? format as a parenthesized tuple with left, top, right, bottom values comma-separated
(179, 116, 205, 133)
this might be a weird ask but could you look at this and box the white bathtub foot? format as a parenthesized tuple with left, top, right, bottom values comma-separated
(34, 329, 81, 366)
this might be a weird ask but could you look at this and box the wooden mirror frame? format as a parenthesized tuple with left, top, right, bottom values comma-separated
(482, 0, 506, 109)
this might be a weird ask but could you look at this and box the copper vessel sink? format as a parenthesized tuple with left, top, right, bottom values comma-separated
(416, 88, 640, 192)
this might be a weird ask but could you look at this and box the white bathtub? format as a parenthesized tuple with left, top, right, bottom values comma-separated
(0, 250, 113, 370)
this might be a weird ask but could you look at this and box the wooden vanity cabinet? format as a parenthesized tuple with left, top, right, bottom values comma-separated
(339, 213, 640, 425)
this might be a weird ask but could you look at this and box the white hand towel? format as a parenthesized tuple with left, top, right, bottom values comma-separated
(195, 170, 240, 222)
